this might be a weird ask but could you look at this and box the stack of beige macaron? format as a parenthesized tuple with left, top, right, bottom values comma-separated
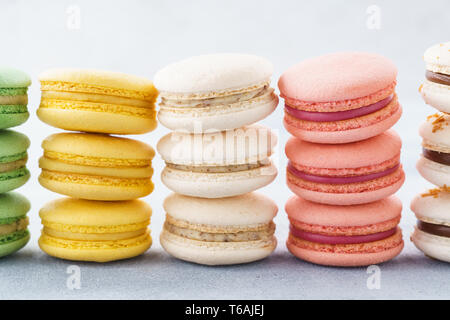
(412, 41, 450, 263)
(36, 69, 158, 262)
(154, 54, 279, 265)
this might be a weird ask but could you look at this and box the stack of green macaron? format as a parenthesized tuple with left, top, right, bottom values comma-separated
(154, 54, 279, 266)
(0, 67, 32, 258)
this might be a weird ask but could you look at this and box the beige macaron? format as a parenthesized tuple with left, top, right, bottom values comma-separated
(157, 124, 277, 198)
(154, 53, 279, 132)
(160, 192, 277, 265)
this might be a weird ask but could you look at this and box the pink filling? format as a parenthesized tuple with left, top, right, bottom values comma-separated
(290, 225, 397, 244)
(285, 94, 393, 122)
(288, 162, 399, 184)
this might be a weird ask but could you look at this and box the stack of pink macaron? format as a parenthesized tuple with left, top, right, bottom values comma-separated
(411, 42, 450, 263)
(278, 52, 405, 267)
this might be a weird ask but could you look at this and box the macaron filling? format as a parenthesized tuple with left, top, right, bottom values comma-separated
(284, 94, 393, 122)
(423, 148, 450, 165)
(164, 220, 275, 242)
(290, 225, 397, 245)
(426, 70, 450, 86)
(0, 217, 28, 236)
(417, 220, 450, 238)
(287, 162, 399, 184)
(160, 85, 272, 108)
(166, 161, 267, 173)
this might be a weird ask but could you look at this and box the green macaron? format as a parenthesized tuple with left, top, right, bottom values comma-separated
(0, 192, 30, 258)
(0, 67, 31, 129)
(0, 130, 30, 193)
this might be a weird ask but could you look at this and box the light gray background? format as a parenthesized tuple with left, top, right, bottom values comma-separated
(0, 0, 449, 300)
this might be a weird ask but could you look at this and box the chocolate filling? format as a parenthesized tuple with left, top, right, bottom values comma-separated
(423, 148, 450, 166)
(417, 220, 450, 238)
(426, 70, 450, 86)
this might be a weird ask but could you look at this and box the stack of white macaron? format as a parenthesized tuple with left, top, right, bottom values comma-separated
(411, 41, 450, 263)
(154, 54, 280, 265)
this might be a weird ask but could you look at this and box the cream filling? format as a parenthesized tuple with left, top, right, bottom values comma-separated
(0, 217, 29, 236)
(164, 221, 275, 242)
(0, 158, 28, 173)
(165, 160, 269, 173)
(160, 85, 271, 108)
(0, 95, 28, 105)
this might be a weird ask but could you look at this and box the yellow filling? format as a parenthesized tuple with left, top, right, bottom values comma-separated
(42, 219, 150, 234)
(40, 230, 151, 249)
(41, 81, 157, 101)
(44, 151, 150, 168)
(40, 98, 156, 118)
(40, 170, 152, 187)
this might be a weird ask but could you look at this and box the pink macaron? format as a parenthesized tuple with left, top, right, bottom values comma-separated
(278, 52, 402, 144)
(285, 130, 405, 205)
(286, 196, 404, 267)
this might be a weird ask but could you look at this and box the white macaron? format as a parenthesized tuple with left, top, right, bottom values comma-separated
(160, 192, 278, 265)
(411, 189, 450, 263)
(154, 53, 279, 132)
(420, 42, 450, 113)
(157, 124, 278, 198)
(417, 114, 450, 187)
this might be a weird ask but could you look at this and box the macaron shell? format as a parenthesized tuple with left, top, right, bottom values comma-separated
(0, 130, 30, 158)
(286, 173, 404, 205)
(278, 52, 397, 103)
(412, 228, 450, 263)
(411, 192, 450, 225)
(285, 130, 401, 169)
(164, 192, 277, 226)
(285, 195, 402, 227)
(419, 114, 450, 150)
(157, 94, 278, 132)
(283, 106, 402, 144)
(38, 173, 154, 201)
(160, 229, 276, 265)
(39, 68, 156, 93)
(154, 53, 273, 94)
(0, 231, 30, 258)
(37, 107, 157, 135)
(420, 80, 450, 113)
(42, 132, 155, 160)
(416, 156, 450, 187)
(423, 42, 450, 75)
(287, 237, 403, 267)
(0, 67, 31, 88)
(161, 163, 277, 198)
(0, 170, 30, 194)
(39, 198, 151, 226)
(0, 192, 31, 219)
(0, 112, 29, 130)
(38, 231, 151, 263)
(157, 124, 277, 166)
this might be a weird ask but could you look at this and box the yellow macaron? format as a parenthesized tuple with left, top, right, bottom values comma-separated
(38, 132, 155, 201)
(38, 198, 152, 262)
(37, 68, 158, 134)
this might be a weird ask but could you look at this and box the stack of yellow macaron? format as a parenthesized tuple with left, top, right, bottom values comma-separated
(36, 69, 157, 262)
